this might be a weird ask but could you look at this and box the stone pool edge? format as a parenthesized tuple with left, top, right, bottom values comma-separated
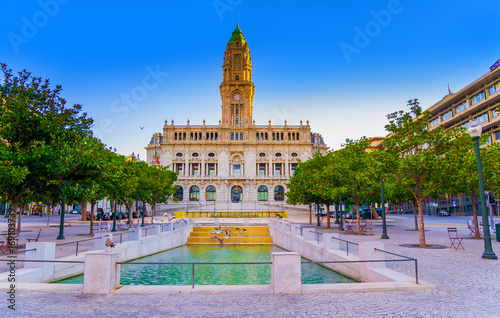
(0, 281, 435, 294)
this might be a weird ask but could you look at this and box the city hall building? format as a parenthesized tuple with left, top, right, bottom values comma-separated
(145, 24, 327, 206)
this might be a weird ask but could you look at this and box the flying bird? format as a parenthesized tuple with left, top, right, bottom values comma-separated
(211, 236, 224, 245)
(235, 228, 246, 234)
(163, 213, 176, 222)
(212, 226, 223, 234)
(140, 127, 144, 130)
(105, 235, 115, 252)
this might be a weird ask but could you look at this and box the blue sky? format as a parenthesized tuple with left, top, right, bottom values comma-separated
(2, 0, 499, 159)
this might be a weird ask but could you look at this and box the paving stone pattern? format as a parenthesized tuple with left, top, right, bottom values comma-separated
(1, 213, 499, 317)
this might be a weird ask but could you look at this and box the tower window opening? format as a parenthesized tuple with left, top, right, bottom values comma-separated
(235, 76, 239, 80)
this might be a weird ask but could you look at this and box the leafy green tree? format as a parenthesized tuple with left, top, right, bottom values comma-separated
(139, 163, 178, 220)
(327, 138, 381, 234)
(0, 64, 95, 245)
(444, 131, 500, 238)
(382, 99, 455, 247)
(286, 158, 321, 225)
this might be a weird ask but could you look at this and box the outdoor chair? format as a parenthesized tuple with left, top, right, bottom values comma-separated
(27, 229, 42, 243)
(448, 227, 465, 250)
(467, 220, 484, 237)
(361, 221, 373, 235)
(344, 220, 356, 234)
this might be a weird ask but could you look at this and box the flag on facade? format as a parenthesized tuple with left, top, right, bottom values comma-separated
(155, 149, 159, 164)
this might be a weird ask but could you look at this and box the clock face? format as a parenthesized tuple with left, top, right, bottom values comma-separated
(232, 93, 242, 102)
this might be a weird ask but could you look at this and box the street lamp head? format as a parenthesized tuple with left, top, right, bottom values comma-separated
(468, 120, 482, 138)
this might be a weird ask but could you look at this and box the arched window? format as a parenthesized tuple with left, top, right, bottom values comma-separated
(274, 185, 285, 201)
(189, 186, 200, 201)
(173, 187, 183, 201)
(206, 186, 216, 201)
(234, 55, 241, 71)
(258, 186, 268, 201)
(231, 186, 243, 203)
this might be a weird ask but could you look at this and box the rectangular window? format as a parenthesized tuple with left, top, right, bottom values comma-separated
(192, 164, 199, 176)
(476, 112, 489, 124)
(489, 81, 500, 96)
(240, 133, 243, 140)
(455, 100, 468, 114)
(233, 164, 241, 175)
(231, 133, 234, 140)
(442, 109, 453, 121)
(176, 163, 183, 176)
(258, 163, 266, 176)
(235, 132, 239, 140)
(290, 163, 297, 175)
(495, 131, 500, 142)
(470, 91, 485, 106)
(430, 117, 441, 128)
(274, 163, 281, 176)
(208, 164, 216, 176)
(492, 107, 499, 118)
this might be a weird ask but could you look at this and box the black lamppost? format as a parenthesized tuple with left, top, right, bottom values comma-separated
(468, 120, 497, 260)
(316, 202, 321, 227)
(111, 194, 118, 232)
(380, 179, 389, 239)
(57, 181, 67, 240)
(141, 201, 146, 227)
(334, 203, 340, 224)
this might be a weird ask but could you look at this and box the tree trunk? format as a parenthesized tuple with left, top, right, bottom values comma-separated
(326, 204, 331, 228)
(124, 202, 132, 228)
(355, 199, 361, 234)
(413, 202, 419, 231)
(371, 206, 381, 220)
(418, 200, 426, 247)
(80, 200, 87, 221)
(471, 196, 480, 239)
(90, 202, 96, 236)
(309, 203, 312, 225)
(46, 202, 52, 226)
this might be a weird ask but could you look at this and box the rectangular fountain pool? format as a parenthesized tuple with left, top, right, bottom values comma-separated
(53, 245, 358, 285)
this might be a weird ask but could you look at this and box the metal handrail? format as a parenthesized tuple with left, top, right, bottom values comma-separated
(0, 259, 84, 264)
(374, 248, 419, 284)
(331, 236, 358, 256)
(302, 259, 419, 284)
(117, 261, 273, 288)
(310, 231, 323, 244)
(56, 237, 100, 256)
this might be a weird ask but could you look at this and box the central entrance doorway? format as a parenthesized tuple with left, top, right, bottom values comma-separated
(231, 186, 243, 203)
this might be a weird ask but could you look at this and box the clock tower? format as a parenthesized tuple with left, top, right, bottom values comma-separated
(220, 22, 255, 129)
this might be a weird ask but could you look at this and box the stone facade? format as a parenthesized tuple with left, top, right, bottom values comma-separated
(145, 24, 327, 206)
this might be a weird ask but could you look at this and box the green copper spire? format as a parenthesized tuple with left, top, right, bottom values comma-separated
(229, 22, 246, 45)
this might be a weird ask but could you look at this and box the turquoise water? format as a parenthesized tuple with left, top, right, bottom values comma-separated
(53, 245, 357, 285)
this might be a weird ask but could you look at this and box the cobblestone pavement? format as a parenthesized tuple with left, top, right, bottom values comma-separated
(2, 213, 500, 317)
